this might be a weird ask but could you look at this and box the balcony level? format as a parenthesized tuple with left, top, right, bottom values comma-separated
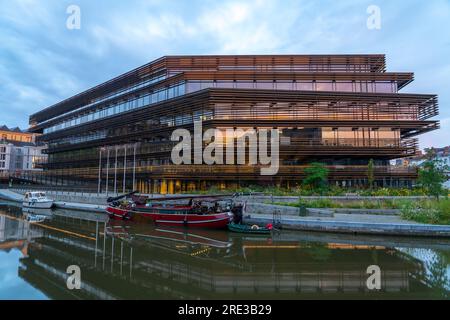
(29, 54, 388, 126)
(34, 88, 439, 143)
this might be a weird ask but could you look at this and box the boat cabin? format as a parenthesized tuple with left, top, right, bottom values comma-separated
(24, 192, 48, 200)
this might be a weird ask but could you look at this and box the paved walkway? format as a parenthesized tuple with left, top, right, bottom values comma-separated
(245, 212, 450, 237)
(303, 213, 419, 224)
(246, 211, 420, 224)
(0, 189, 23, 202)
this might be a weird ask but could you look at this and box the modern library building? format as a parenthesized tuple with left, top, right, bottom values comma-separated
(28, 55, 440, 193)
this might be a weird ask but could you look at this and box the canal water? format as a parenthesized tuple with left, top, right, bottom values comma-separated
(0, 202, 449, 300)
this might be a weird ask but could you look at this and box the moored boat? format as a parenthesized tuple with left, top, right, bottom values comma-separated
(227, 222, 272, 234)
(106, 205, 232, 229)
(22, 191, 54, 209)
(106, 193, 234, 229)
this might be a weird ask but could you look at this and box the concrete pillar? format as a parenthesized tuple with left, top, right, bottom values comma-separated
(160, 179, 168, 194)
(168, 180, 174, 194)
(153, 180, 159, 194)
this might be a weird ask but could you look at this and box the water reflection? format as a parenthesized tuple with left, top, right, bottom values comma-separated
(0, 203, 449, 300)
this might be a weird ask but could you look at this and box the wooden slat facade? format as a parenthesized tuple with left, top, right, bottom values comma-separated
(27, 55, 440, 192)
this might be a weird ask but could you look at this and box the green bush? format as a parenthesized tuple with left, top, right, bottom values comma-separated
(400, 198, 450, 225)
(357, 187, 428, 197)
(417, 158, 449, 199)
(303, 162, 329, 192)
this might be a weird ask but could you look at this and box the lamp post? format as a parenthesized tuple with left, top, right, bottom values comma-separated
(123, 145, 127, 193)
(114, 146, 118, 195)
(105, 147, 110, 196)
(97, 147, 103, 195)
(132, 143, 137, 191)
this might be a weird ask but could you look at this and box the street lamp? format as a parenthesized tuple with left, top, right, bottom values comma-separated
(97, 147, 105, 195)
(123, 144, 127, 194)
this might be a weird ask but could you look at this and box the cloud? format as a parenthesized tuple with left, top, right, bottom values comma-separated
(0, 0, 449, 150)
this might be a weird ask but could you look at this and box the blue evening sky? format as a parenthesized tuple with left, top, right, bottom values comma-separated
(0, 0, 449, 149)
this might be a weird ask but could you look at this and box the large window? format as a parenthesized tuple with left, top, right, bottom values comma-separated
(186, 79, 397, 95)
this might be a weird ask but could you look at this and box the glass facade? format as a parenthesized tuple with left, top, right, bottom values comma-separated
(216, 63, 375, 72)
(186, 80, 397, 94)
(42, 77, 398, 136)
(43, 82, 186, 134)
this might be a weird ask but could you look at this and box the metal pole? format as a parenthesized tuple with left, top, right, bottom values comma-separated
(97, 148, 102, 195)
(123, 145, 127, 193)
(130, 247, 133, 279)
(102, 222, 106, 270)
(114, 146, 118, 195)
(94, 221, 99, 267)
(111, 236, 115, 272)
(120, 241, 124, 275)
(132, 143, 136, 191)
(106, 148, 110, 196)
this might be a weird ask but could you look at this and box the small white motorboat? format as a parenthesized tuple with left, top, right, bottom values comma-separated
(23, 191, 54, 209)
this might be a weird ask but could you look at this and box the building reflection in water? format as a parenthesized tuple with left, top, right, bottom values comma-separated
(0, 207, 43, 257)
(0, 204, 448, 300)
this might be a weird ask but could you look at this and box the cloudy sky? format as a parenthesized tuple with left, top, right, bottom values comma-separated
(0, 0, 449, 149)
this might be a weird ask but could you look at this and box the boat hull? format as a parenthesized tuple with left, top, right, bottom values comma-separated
(106, 206, 232, 229)
(22, 201, 54, 209)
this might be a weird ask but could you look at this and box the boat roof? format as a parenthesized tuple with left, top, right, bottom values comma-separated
(26, 191, 46, 196)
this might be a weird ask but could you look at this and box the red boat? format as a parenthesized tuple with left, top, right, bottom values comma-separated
(106, 202, 232, 229)
(106, 192, 239, 229)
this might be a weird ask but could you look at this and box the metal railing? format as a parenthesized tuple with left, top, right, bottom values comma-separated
(4, 165, 418, 183)
(2, 184, 103, 197)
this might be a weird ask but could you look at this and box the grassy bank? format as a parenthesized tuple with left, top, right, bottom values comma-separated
(272, 198, 410, 210)
(400, 198, 450, 225)
(273, 198, 450, 225)
(188, 185, 448, 197)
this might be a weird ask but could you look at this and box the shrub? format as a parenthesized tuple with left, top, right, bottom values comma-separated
(303, 162, 329, 192)
(417, 158, 449, 199)
(400, 198, 450, 225)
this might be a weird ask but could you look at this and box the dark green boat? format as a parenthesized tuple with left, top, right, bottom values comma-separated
(227, 223, 272, 234)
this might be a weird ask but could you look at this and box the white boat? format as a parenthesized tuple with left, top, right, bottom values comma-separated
(23, 191, 54, 209)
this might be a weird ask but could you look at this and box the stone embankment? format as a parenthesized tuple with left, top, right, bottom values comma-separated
(2, 188, 449, 237)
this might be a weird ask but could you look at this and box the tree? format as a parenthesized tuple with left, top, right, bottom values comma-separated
(418, 158, 449, 199)
(367, 159, 375, 189)
(303, 162, 329, 191)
